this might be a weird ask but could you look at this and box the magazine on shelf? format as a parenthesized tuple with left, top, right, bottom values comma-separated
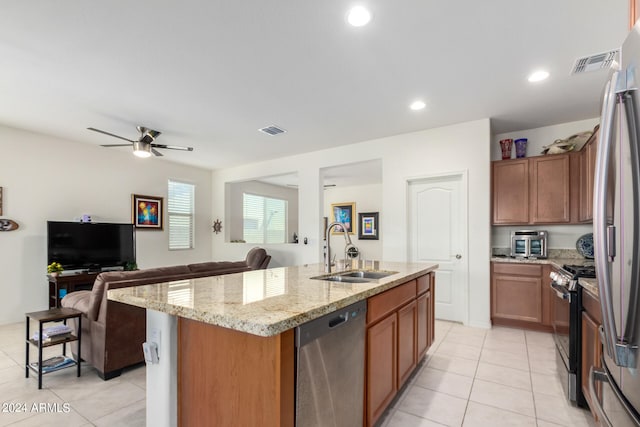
(30, 356, 75, 373)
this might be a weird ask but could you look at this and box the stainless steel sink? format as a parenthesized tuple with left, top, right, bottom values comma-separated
(310, 275, 370, 283)
(338, 270, 398, 280)
(310, 270, 398, 283)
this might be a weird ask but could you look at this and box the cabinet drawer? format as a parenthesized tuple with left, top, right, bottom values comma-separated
(493, 262, 542, 277)
(417, 274, 430, 295)
(367, 280, 417, 325)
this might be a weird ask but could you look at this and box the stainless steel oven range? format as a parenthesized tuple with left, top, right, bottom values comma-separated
(550, 264, 595, 407)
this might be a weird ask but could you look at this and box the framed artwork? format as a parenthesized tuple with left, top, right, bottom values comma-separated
(331, 202, 355, 234)
(358, 212, 379, 240)
(132, 194, 163, 229)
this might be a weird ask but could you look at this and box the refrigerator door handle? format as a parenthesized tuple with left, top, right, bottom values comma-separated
(607, 225, 616, 261)
(595, 71, 621, 364)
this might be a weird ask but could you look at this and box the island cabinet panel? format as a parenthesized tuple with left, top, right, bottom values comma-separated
(581, 289, 603, 421)
(178, 318, 294, 427)
(397, 300, 417, 388)
(492, 159, 529, 224)
(366, 313, 397, 426)
(491, 262, 553, 332)
(366, 272, 435, 426)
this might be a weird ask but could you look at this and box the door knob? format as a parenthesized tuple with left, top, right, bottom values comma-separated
(455, 254, 462, 259)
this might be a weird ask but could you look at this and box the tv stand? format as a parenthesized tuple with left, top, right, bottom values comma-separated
(48, 273, 99, 309)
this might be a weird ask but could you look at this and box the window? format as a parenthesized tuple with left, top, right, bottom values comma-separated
(243, 193, 287, 244)
(168, 180, 195, 250)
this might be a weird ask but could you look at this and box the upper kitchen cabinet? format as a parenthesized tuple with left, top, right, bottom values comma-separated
(492, 154, 571, 225)
(632, 0, 640, 29)
(530, 154, 571, 223)
(492, 159, 529, 224)
(579, 129, 599, 222)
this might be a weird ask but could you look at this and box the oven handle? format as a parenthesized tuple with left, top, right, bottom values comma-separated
(550, 282, 570, 300)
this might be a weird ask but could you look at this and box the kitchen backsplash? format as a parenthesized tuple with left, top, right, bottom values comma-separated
(492, 224, 592, 250)
(492, 247, 583, 259)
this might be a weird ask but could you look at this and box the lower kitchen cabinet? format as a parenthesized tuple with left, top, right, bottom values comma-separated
(491, 262, 553, 331)
(581, 288, 602, 420)
(365, 273, 435, 427)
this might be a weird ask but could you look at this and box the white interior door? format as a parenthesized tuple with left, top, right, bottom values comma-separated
(408, 174, 468, 323)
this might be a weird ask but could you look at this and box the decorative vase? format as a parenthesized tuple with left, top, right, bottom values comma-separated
(50, 272, 59, 278)
(515, 138, 528, 158)
(499, 139, 513, 160)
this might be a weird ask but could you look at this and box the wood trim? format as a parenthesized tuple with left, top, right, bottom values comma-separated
(492, 262, 542, 277)
(417, 274, 429, 295)
(367, 280, 417, 325)
(178, 318, 294, 427)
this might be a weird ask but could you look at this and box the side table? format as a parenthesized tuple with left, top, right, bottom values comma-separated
(25, 308, 82, 389)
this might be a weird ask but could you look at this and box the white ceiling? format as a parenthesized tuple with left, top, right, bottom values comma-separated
(0, 1, 629, 171)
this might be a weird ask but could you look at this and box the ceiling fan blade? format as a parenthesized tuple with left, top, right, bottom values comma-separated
(100, 144, 133, 147)
(151, 148, 164, 157)
(151, 143, 194, 151)
(87, 127, 135, 143)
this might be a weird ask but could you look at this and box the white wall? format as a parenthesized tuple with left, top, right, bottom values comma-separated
(211, 119, 492, 327)
(0, 125, 213, 324)
(323, 183, 383, 261)
(491, 118, 599, 250)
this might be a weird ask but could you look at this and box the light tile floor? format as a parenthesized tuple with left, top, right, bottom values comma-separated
(0, 319, 596, 426)
(0, 321, 145, 426)
(379, 320, 596, 427)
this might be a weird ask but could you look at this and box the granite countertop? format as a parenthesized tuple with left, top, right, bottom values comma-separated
(579, 277, 599, 298)
(107, 261, 438, 337)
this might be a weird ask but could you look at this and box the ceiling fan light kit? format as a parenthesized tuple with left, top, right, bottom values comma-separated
(88, 126, 193, 158)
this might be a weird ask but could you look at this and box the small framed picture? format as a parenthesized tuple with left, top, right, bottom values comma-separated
(331, 202, 355, 234)
(358, 212, 379, 240)
(132, 194, 163, 229)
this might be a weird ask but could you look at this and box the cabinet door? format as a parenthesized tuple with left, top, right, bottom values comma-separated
(579, 134, 598, 222)
(582, 311, 602, 420)
(416, 293, 429, 360)
(530, 154, 571, 223)
(491, 274, 542, 323)
(492, 159, 529, 224)
(397, 301, 417, 388)
(367, 313, 397, 426)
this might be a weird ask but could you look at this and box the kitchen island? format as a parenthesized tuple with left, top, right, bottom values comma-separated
(108, 261, 437, 427)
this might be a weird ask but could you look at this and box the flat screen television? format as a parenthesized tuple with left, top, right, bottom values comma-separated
(47, 221, 136, 272)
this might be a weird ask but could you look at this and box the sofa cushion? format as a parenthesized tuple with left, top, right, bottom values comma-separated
(61, 290, 91, 314)
(187, 261, 248, 273)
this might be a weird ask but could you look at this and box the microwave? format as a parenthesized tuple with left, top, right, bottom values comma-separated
(510, 230, 548, 258)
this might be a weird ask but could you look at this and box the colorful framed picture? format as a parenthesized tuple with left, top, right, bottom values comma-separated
(331, 202, 355, 234)
(358, 212, 379, 240)
(132, 194, 163, 229)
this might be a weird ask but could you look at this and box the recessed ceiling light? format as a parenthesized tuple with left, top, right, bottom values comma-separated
(528, 70, 550, 83)
(410, 100, 426, 111)
(347, 6, 371, 27)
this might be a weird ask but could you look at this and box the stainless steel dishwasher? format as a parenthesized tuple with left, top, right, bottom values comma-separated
(295, 300, 367, 427)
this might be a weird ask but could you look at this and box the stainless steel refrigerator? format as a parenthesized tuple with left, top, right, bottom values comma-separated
(591, 21, 640, 426)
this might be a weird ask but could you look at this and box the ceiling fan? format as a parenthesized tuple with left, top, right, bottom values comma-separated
(87, 126, 194, 158)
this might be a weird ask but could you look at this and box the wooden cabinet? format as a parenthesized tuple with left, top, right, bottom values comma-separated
(366, 273, 435, 426)
(579, 130, 599, 222)
(397, 300, 417, 387)
(530, 155, 571, 223)
(492, 159, 529, 224)
(632, 0, 640, 29)
(491, 262, 553, 332)
(581, 288, 602, 420)
(492, 154, 571, 225)
(48, 273, 98, 308)
(366, 313, 397, 425)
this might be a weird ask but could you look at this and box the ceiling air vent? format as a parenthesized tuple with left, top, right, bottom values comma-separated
(571, 49, 619, 75)
(259, 125, 287, 136)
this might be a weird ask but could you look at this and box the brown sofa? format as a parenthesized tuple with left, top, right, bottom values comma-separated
(61, 247, 271, 380)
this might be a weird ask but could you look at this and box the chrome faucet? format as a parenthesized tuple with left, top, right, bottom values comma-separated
(325, 222, 354, 273)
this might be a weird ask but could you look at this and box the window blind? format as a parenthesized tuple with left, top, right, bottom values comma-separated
(168, 180, 195, 250)
(243, 193, 287, 244)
